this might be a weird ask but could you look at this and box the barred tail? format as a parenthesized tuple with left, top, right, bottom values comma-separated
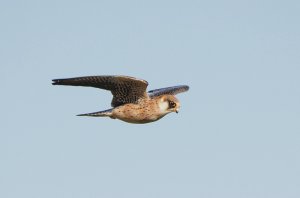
(77, 108, 113, 117)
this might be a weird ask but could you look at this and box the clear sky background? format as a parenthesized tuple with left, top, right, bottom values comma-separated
(1, 0, 300, 198)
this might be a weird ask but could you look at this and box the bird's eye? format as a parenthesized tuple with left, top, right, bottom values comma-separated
(168, 101, 176, 108)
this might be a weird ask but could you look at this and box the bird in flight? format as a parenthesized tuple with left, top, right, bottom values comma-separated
(52, 75, 189, 124)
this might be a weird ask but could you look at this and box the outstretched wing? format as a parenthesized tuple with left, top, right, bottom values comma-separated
(52, 75, 149, 107)
(148, 85, 189, 98)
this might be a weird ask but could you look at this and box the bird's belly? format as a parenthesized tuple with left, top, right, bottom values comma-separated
(112, 105, 164, 124)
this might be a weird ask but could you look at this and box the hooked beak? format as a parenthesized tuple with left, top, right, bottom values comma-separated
(175, 109, 179, 114)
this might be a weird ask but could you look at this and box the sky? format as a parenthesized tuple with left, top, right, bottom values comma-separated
(1, 0, 300, 198)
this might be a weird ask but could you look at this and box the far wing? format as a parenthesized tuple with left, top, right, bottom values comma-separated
(148, 85, 189, 98)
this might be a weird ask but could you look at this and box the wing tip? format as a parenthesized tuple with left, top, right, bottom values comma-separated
(175, 85, 190, 92)
(183, 85, 190, 91)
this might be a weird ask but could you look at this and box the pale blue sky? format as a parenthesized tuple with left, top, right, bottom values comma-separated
(1, 0, 300, 198)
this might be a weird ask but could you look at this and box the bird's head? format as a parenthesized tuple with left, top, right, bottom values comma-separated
(158, 95, 181, 114)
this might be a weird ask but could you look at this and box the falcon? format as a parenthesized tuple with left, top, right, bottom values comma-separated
(52, 75, 189, 124)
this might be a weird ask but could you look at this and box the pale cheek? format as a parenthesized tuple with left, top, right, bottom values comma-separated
(158, 101, 169, 112)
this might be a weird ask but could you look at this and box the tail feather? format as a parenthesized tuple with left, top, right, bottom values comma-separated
(77, 109, 113, 117)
